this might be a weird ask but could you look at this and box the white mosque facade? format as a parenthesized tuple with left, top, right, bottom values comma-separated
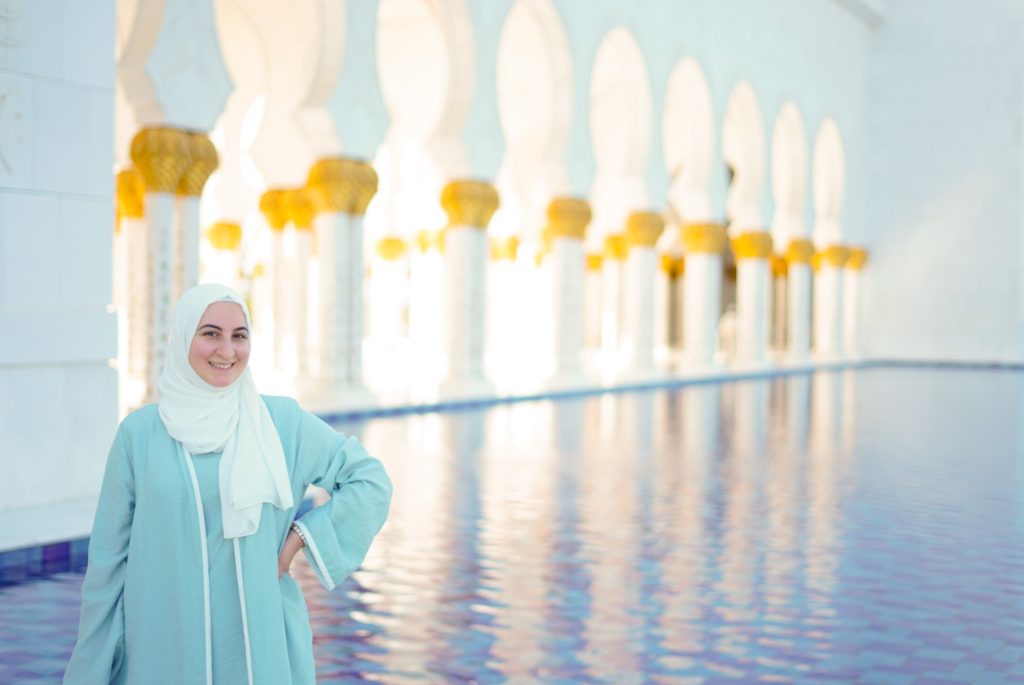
(1, 0, 1020, 545)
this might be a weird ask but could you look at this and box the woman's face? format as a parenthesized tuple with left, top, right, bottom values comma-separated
(188, 301, 250, 387)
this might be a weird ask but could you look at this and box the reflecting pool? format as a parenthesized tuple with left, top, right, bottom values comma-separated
(3, 367, 1024, 683)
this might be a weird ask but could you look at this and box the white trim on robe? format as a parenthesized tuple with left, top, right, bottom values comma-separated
(293, 519, 336, 590)
(182, 448, 214, 685)
(232, 538, 255, 685)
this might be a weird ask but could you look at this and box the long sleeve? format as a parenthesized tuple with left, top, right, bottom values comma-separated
(63, 426, 135, 684)
(292, 410, 393, 591)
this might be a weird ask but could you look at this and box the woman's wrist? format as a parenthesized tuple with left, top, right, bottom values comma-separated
(289, 522, 307, 548)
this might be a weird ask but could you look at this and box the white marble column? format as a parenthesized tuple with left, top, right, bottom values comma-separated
(600, 235, 626, 361)
(303, 158, 377, 408)
(545, 198, 591, 388)
(486, 235, 521, 390)
(115, 168, 146, 406)
(259, 189, 291, 372)
(173, 132, 218, 302)
(770, 255, 787, 354)
(409, 229, 445, 393)
(731, 231, 773, 367)
(284, 188, 316, 382)
(622, 211, 665, 379)
(439, 180, 499, 399)
(129, 127, 193, 405)
(583, 257, 604, 350)
(681, 223, 727, 368)
(813, 245, 849, 360)
(785, 239, 814, 361)
(843, 247, 868, 358)
(204, 221, 243, 291)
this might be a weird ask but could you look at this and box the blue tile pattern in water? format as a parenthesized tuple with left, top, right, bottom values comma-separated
(3, 367, 1024, 683)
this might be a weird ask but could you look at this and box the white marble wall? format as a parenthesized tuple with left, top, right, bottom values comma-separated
(863, 0, 1023, 362)
(0, 1, 117, 513)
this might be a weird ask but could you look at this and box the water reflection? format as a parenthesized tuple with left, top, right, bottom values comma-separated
(6, 369, 1024, 684)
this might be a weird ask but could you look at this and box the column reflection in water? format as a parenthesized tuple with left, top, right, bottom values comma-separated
(484, 402, 554, 678)
(713, 380, 765, 674)
(662, 384, 718, 666)
(582, 393, 642, 681)
(806, 371, 844, 647)
(626, 391, 674, 680)
(532, 398, 598, 681)
(424, 410, 501, 681)
(762, 377, 809, 672)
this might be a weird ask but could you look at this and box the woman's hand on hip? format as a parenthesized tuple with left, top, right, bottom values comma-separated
(278, 528, 304, 578)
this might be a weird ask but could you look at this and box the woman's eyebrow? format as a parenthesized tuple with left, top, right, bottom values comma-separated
(234, 326, 249, 332)
(198, 323, 223, 331)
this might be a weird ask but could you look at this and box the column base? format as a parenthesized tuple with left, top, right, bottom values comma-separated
(543, 368, 593, 394)
(614, 365, 668, 386)
(300, 381, 377, 414)
(438, 376, 496, 403)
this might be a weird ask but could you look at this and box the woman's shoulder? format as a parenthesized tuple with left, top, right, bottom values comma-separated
(260, 394, 303, 423)
(118, 403, 162, 434)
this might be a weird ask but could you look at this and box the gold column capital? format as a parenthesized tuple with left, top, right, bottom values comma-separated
(116, 168, 145, 221)
(441, 180, 499, 228)
(177, 132, 218, 196)
(285, 188, 317, 230)
(415, 229, 445, 253)
(771, 254, 788, 277)
(490, 236, 519, 261)
(820, 245, 850, 268)
(308, 157, 378, 215)
(603, 234, 627, 261)
(785, 238, 815, 264)
(259, 189, 290, 231)
(660, 254, 685, 279)
(847, 247, 869, 270)
(731, 231, 773, 260)
(206, 221, 242, 250)
(626, 211, 665, 249)
(586, 253, 603, 272)
(681, 223, 727, 254)
(545, 197, 591, 240)
(129, 126, 192, 194)
(376, 236, 407, 260)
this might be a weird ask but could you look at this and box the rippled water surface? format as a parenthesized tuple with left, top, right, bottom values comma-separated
(3, 368, 1024, 684)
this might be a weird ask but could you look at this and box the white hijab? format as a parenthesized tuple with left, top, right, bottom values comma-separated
(158, 284, 294, 539)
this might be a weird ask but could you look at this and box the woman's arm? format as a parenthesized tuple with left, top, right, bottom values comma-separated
(63, 426, 135, 684)
(288, 409, 393, 590)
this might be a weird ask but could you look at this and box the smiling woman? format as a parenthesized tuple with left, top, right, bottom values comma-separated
(62, 284, 393, 685)
(188, 301, 252, 387)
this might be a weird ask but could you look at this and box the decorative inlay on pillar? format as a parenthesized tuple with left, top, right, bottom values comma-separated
(439, 180, 499, 397)
(681, 222, 727, 367)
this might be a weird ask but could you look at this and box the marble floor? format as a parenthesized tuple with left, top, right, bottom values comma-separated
(2, 367, 1023, 684)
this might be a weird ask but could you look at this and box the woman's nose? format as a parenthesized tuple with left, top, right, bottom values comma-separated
(218, 337, 234, 357)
